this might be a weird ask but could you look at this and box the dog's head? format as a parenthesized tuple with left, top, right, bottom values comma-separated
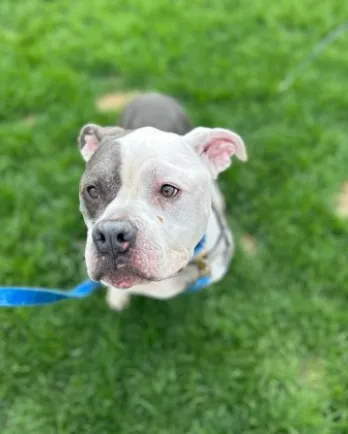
(78, 125, 247, 289)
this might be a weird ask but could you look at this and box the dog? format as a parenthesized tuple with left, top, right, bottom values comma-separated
(77, 92, 247, 310)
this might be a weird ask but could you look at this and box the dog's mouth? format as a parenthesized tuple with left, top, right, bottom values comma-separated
(90, 256, 159, 289)
(86, 243, 191, 290)
(94, 265, 148, 289)
(92, 259, 184, 290)
(101, 271, 145, 289)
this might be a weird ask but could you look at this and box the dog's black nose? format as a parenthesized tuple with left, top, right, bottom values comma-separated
(92, 220, 137, 255)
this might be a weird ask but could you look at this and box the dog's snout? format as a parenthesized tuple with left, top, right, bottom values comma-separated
(92, 220, 137, 255)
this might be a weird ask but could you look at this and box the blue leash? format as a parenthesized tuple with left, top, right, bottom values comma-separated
(0, 279, 100, 307)
(0, 237, 209, 307)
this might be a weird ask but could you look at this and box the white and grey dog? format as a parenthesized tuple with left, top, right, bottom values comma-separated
(78, 93, 247, 310)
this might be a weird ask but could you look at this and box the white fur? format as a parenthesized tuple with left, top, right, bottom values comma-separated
(92, 127, 212, 282)
(80, 126, 245, 310)
(106, 182, 234, 309)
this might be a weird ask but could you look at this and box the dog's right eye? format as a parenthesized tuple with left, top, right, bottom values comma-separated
(86, 185, 100, 199)
(160, 184, 179, 198)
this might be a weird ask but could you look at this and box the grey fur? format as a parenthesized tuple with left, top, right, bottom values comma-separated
(80, 139, 122, 221)
(118, 92, 192, 134)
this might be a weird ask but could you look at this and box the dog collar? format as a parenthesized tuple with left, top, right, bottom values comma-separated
(0, 236, 208, 307)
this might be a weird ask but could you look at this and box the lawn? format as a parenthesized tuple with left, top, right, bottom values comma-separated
(1, 0, 348, 432)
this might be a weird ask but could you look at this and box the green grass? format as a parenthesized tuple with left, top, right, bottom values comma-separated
(1, 1, 348, 432)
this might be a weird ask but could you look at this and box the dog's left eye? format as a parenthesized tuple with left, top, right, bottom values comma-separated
(86, 185, 100, 199)
(160, 184, 179, 198)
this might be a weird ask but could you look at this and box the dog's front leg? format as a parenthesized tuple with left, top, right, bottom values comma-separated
(106, 287, 131, 311)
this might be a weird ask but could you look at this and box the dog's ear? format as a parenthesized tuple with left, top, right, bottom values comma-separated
(185, 127, 247, 178)
(78, 124, 125, 161)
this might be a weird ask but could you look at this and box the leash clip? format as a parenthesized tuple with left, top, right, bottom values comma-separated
(185, 246, 211, 293)
(192, 251, 210, 278)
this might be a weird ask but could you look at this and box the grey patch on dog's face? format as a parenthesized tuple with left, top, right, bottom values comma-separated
(79, 133, 130, 223)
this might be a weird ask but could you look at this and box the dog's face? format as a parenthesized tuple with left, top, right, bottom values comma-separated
(78, 125, 246, 289)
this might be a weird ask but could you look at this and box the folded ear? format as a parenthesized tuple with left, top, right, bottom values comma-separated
(185, 127, 247, 178)
(78, 124, 125, 161)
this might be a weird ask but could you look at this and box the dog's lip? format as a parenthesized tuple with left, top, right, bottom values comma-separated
(102, 273, 143, 289)
(95, 265, 183, 289)
(89, 253, 187, 287)
(96, 264, 153, 288)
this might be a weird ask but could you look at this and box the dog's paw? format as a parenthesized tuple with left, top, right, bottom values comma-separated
(106, 288, 130, 312)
